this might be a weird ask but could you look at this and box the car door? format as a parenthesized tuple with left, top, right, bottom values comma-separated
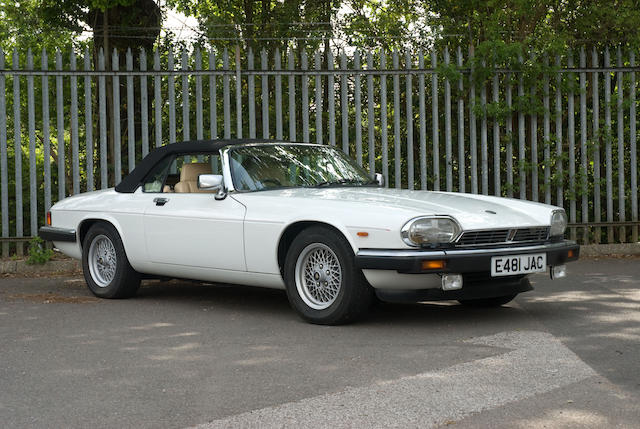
(143, 193, 246, 271)
(141, 153, 247, 271)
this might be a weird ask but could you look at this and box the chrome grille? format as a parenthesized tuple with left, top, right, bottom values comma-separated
(457, 227, 550, 246)
(457, 229, 510, 246)
(512, 226, 550, 242)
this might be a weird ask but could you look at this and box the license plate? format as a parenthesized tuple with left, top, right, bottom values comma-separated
(491, 253, 547, 277)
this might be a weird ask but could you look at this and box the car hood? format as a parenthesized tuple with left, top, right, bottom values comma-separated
(238, 187, 558, 230)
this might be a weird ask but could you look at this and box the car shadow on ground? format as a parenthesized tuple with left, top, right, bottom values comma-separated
(135, 278, 529, 328)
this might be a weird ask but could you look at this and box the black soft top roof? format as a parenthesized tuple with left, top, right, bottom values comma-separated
(115, 138, 276, 193)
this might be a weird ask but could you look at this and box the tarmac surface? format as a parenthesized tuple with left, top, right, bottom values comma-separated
(0, 258, 639, 428)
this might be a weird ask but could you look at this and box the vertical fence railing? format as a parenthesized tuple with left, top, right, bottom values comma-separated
(0, 45, 639, 255)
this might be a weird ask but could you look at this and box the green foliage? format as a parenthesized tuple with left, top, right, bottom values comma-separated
(26, 237, 54, 265)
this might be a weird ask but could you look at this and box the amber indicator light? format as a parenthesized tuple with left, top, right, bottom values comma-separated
(421, 260, 446, 270)
(356, 232, 369, 237)
(46, 211, 52, 226)
(567, 249, 575, 258)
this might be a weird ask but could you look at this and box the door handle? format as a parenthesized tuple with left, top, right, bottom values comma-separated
(153, 197, 169, 206)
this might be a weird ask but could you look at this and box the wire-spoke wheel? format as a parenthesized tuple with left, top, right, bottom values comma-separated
(82, 222, 140, 299)
(284, 226, 374, 325)
(88, 235, 117, 287)
(295, 243, 343, 310)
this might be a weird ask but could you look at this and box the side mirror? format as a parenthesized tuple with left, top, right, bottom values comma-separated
(197, 174, 223, 191)
(374, 173, 385, 187)
(198, 174, 227, 200)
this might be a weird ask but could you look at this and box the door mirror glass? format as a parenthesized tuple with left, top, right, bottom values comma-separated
(374, 173, 385, 187)
(197, 174, 223, 191)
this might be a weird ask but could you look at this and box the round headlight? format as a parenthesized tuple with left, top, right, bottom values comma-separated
(401, 216, 461, 246)
(550, 209, 568, 237)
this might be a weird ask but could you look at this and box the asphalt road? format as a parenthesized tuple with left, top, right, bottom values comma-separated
(0, 258, 638, 428)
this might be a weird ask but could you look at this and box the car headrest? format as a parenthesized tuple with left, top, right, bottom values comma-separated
(180, 162, 211, 182)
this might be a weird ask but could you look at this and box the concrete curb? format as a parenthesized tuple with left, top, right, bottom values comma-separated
(0, 259, 81, 275)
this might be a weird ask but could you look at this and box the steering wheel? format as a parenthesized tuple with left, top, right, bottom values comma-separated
(261, 178, 282, 187)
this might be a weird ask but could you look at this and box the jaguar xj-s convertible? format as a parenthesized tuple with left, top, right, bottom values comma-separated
(39, 139, 579, 324)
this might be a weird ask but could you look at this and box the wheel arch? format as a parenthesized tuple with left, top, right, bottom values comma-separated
(276, 220, 356, 276)
(78, 217, 127, 249)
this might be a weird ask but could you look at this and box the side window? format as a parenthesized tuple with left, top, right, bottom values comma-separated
(142, 156, 174, 193)
(170, 152, 223, 193)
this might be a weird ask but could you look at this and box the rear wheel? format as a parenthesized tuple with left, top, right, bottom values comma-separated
(82, 222, 141, 299)
(284, 226, 373, 325)
(457, 294, 517, 307)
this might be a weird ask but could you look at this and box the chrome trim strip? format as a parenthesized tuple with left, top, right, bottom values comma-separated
(357, 241, 575, 258)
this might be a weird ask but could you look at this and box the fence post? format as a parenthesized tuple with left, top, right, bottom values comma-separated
(84, 48, 93, 191)
(554, 55, 563, 207)
(98, 48, 107, 189)
(168, 49, 176, 144)
(480, 60, 488, 195)
(235, 46, 242, 138)
(316, 50, 325, 146)
(223, 48, 231, 139)
(393, 50, 401, 188)
(530, 52, 538, 202)
(340, 51, 348, 154)
(195, 48, 204, 142)
(274, 48, 282, 140)
(469, 46, 477, 194)
(492, 58, 500, 196)
(616, 47, 626, 242)
(457, 46, 465, 193)
(248, 48, 256, 139)
(154, 50, 162, 149)
(112, 49, 121, 183)
(55, 49, 65, 199)
(579, 47, 588, 243)
(69, 50, 79, 193)
(431, 50, 440, 191)
(327, 50, 336, 147)
(301, 50, 309, 143)
(14, 49, 23, 256)
(260, 49, 269, 139)
(379, 51, 388, 186)
(27, 49, 37, 236)
(444, 47, 452, 192)
(543, 55, 551, 204)
(0, 49, 6, 256)
(127, 49, 136, 169)
(604, 47, 613, 242)
(367, 50, 375, 175)
(630, 51, 638, 243)
(592, 48, 601, 243)
(418, 50, 427, 190)
(181, 50, 190, 142)
(209, 49, 218, 142)
(287, 48, 295, 142)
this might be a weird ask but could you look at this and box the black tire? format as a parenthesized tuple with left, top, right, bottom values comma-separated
(82, 222, 141, 299)
(457, 294, 517, 308)
(283, 226, 373, 325)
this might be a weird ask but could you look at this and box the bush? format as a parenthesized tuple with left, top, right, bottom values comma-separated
(26, 237, 54, 265)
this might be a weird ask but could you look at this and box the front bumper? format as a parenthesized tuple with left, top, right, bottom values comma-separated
(355, 240, 580, 274)
(38, 226, 77, 243)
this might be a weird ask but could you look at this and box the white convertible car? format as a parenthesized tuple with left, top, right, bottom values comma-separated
(39, 139, 579, 324)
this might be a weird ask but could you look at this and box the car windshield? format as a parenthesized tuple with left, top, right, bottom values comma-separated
(228, 144, 374, 192)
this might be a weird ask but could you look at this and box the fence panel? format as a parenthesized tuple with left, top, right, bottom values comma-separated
(0, 45, 638, 250)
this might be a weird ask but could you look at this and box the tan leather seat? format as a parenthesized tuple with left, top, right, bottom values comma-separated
(174, 162, 212, 193)
(162, 185, 174, 193)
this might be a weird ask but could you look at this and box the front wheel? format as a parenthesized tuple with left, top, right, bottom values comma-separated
(284, 226, 373, 325)
(457, 294, 517, 308)
(82, 222, 141, 299)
